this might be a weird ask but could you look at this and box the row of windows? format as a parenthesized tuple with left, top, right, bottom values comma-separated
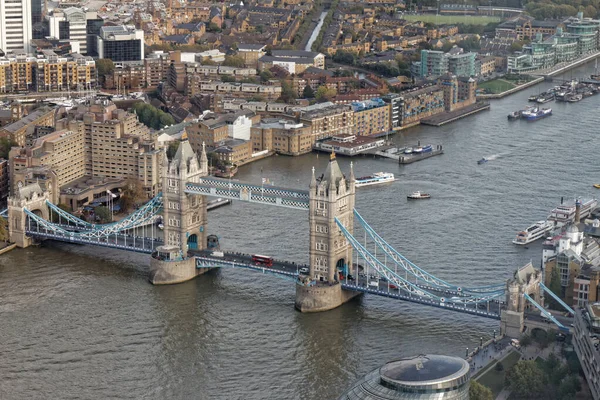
(316, 242, 328, 251)
(168, 218, 181, 227)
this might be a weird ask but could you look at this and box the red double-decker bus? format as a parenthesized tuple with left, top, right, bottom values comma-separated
(252, 254, 273, 267)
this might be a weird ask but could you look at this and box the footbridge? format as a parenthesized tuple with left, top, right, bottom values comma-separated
(2, 140, 570, 334)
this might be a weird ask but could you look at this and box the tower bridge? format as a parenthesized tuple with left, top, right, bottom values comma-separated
(3, 140, 574, 336)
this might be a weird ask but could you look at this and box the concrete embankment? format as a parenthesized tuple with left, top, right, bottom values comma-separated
(0, 243, 16, 255)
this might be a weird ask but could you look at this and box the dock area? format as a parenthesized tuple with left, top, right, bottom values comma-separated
(367, 143, 444, 164)
(421, 102, 490, 126)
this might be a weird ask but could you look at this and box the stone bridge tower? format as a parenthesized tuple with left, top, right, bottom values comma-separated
(500, 262, 542, 337)
(149, 140, 210, 285)
(7, 183, 50, 248)
(161, 140, 208, 253)
(296, 153, 361, 312)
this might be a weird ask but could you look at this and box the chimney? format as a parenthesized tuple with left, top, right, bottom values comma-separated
(575, 198, 581, 224)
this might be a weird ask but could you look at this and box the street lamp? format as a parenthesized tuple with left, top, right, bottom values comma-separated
(493, 330, 496, 339)
(480, 337, 483, 347)
(466, 347, 469, 357)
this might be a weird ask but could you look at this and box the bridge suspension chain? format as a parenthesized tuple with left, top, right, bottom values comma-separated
(353, 209, 505, 295)
(43, 194, 163, 234)
(338, 217, 505, 304)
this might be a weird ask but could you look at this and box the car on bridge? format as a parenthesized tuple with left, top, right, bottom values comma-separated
(299, 267, 308, 274)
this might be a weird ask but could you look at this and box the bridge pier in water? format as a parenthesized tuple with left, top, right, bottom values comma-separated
(295, 154, 361, 312)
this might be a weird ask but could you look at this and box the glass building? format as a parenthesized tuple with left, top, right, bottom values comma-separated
(339, 354, 470, 400)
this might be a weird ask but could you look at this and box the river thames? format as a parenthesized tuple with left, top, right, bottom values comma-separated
(1, 63, 600, 399)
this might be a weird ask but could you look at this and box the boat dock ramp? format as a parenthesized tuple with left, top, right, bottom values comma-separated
(367, 143, 444, 164)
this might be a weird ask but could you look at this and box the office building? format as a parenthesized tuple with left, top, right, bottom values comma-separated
(47, 8, 96, 54)
(0, 0, 33, 53)
(251, 119, 313, 156)
(340, 354, 470, 399)
(419, 47, 477, 78)
(96, 25, 144, 61)
(573, 304, 600, 400)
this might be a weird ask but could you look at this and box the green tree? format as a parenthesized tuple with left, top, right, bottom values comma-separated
(302, 85, 315, 99)
(119, 178, 145, 212)
(51, 203, 75, 223)
(506, 361, 546, 398)
(279, 81, 297, 104)
(495, 361, 504, 372)
(315, 85, 336, 101)
(94, 206, 112, 223)
(201, 59, 217, 66)
(221, 75, 236, 82)
(0, 136, 17, 159)
(132, 103, 175, 130)
(469, 380, 493, 400)
(222, 55, 245, 68)
(207, 22, 221, 32)
(0, 216, 8, 242)
(559, 375, 581, 399)
(259, 70, 273, 82)
(520, 333, 532, 348)
(96, 59, 115, 77)
(166, 141, 179, 160)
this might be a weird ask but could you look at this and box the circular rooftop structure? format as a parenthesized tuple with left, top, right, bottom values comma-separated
(339, 354, 470, 400)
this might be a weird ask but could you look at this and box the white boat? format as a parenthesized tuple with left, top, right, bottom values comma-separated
(404, 148, 413, 154)
(548, 198, 598, 227)
(413, 146, 423, 153)
(512, 220, 554, 245)
(407, 191, 431, 200)
(355, 172, 395, 188)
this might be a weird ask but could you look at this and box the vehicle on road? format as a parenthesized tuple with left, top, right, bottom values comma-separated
(369, 280, 379, 288)
(212, 251, 224, 257)
(299, 267, 309, 274)
(252, 254, 273, 267)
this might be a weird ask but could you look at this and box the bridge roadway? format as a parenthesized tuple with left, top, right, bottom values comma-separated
(192, 251, 504, 319)
(26, 227, 163, 253)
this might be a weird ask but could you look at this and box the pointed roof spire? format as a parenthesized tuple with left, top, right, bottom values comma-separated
(350, 161, 355, 182)
(200, 141, 208, 168)
(310, 166, 316, 188)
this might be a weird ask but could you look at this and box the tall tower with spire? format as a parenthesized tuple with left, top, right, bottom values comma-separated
(161, 140, 209, 254)
(308, 152, 355, 282)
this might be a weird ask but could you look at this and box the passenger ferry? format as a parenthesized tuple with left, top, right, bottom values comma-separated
(512, 220, 554, 245)
(355, 172, 395, 188)
(548, 198, 598, 227)
(521, 107, 552, 121)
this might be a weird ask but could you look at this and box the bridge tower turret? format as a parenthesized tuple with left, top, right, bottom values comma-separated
(149, 140, 210, 285)
(7, 183, 50, 248)
(500, 262, 542, 337)
(296, 153, 361, 312)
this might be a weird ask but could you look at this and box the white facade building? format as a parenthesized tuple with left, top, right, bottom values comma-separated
(0, 0, 32, 53)
(228, 115, 252, 140)
(47, 8, 95, 54)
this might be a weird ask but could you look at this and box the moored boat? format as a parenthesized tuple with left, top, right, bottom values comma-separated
(512, 220, 554, 245)
(594, 184, 600, 189)
(548, 198, 598, 227)
(507, 111, 520, 120)
(355, 172, 395, 188)
(407, 191, 431, 200)
(521, 107, 552, 121)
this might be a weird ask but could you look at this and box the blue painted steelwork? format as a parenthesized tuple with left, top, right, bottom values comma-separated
(336, 217, 504, 305)
(45, 195, 163, 232)
(194, 256, 299, 282)
(539, 282, 575, 315)
(0, 208, 7, 218)
(353, 209, 505, 295)
(24, 207, 162, 252)
(523, 293, 568, 330)
(185, 181, 309, 210)
(341, 283, 501, 319)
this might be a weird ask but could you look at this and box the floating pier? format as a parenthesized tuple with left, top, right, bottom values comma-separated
(367, 143, 444, 164)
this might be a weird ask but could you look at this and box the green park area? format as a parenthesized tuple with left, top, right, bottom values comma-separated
(402, 14, 500, 25)
(478, 75, 537, 94)
(473, 350, 521, 397)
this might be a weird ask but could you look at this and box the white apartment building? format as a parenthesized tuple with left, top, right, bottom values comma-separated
(0, 0, 32, 53)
